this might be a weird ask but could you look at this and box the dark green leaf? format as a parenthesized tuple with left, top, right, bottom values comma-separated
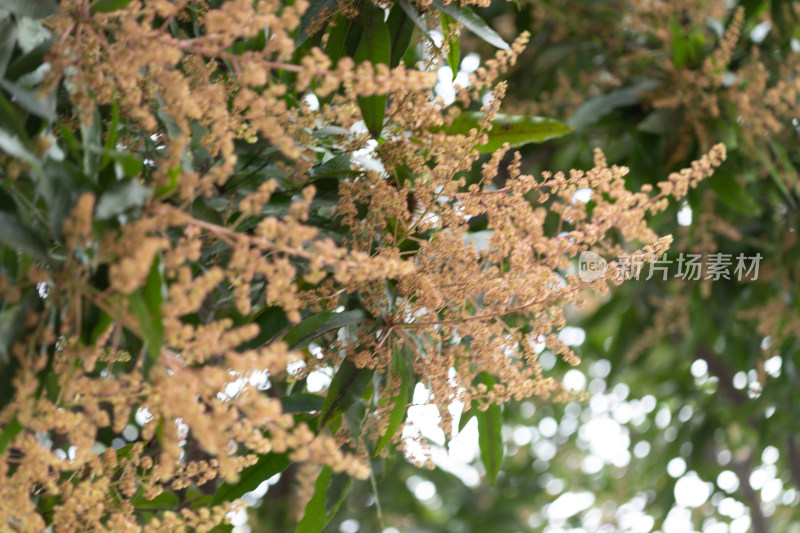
(296, 0, 338, 47)
(432, 0, 509, 50)
(95, 179, 151, 219)
(211, 453, 290, 505)
(131, 491, 179, 511)
(373, 346, 412, 456)
(0, 211, 49, 261)
(0, 417, 22, 455)
(435, 112, 573, 152)
(708, 173, 762, 216)
(440, 12, 459, 80)
(568, 78, 661, 130)
(319, 359, 374, 428)
(0, 92, 32, 145)
(297, 465, 351, 533)
(129, 257, 163, 378)
(324, 14, 355, 67)
(281, 393, 325, 413)
(82, 108, 102, 180)
(282, 310, 367, 351)
(5, 38, 52, 82)
(100, 102, 120, 171)
(325, 471, 352, 514)
(387, 5, 415, 68)
(475, 372, 503, 486)
(188, 196, 224, 225)
(309, 154, 352, 178)
(397, 0, 440, 52)
(0, 20, 17, 79)
(354, 4, 391, 139)
(89, 0, 133, 13)
(638, 108, 683, 135)
(107, 151, 143, 178)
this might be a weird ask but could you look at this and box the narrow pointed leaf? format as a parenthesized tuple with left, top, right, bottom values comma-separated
(281, 393, 325, 413)
(0, 417, 22, 455)
(475, 372, 503, 485)
(319, 359, 373, 428)
(388, 5, 415, 68)
(0, 211, 49, 261)
(282, 309, 367, 351)
(373, 347, 413, 456)
(440, 12, 459, 80)
(296, 0, 338, 47)
(129, 256, 163, 378)
(95, 179, 151, 219)
(324, 14, 356, 67)
(297, 465, 351, 533)
(354, 4, 391, 139)
(432, 1, 509, 50)
(211, 453, 290, 505)
(708, 173, 762, 216)
(568, 78, 661, 130)
(435, 112, 573, 152)
(0, 20, 17, 79)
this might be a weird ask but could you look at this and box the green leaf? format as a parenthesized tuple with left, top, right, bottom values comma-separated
(708, 173, 762, 216)
(354, 3, 391, 139)
(432, 0, 509, 51)
(308, 154, 352, 178)
(387, 4, 415, 68)
(475, 372, 503, 486)
(324, 14, 355, 67)
(82, 108, 103, 180)
(282, 310, 367, 351)
(396, 0, 440, 52)
(319, 359, 374, 428)
(280, 393, 325, 413)
(296, 466, 351, 533)
(568, 78, 661, 130)
(0, 20, 17, 79)
(107, 151, 143, 178)
(0, 417, 22, 455)
(0, 211, 49, 261)
(4, 0, 58, 19)
(638, 108, 684, 135)
(0, 78, 55, 120)
(0, 92, 32, 146)
(440, 12, 459, 80)
(129, 256, 163, 378)
(95, 179, 151, 219)
(211, 453, 290, 505)
(89, 0, 133, 13)
(435, 112, 573, 152)
(131, 491, 179, 511)
(296, 0, 338, 47)
(325, 471, 352, 515)
(5, 38, 53, 82)
(458, 410, 474, 433)
(100, 102, 120, 171)
(373, 346, 412, 456)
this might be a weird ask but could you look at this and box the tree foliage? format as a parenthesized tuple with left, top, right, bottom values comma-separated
(0, 0, 795, 532)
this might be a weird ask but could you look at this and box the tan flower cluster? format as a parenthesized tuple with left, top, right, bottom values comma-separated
(0, 0, 734, 529)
